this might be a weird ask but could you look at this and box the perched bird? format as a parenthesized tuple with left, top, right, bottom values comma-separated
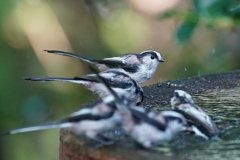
(1, 96, 121, 145)
(94, 70, 187, 149)
(24, 70, 143, 106)
(170, 90, 219, 140)
(44, 50, 165, 84)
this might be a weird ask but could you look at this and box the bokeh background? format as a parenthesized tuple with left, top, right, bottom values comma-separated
(0, 0, 239, 159)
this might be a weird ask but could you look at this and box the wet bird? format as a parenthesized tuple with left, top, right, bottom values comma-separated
(24, 70, 143, 106)
(170, 90, 219, 140)
(1, 96, 121, 145)
(94, 70, 187, 149)
(44, 50, 165, 84)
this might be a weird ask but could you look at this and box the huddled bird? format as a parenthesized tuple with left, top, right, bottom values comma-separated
(1, 95, 121, 145)
(171, 90, 219, 140)
(2, 48, 221, 151)
(94, 70, 187, 148)
(44, 50, 164, 84)
(24, 70, 143, 106)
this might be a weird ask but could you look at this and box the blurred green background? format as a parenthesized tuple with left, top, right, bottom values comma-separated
(0, 0, 239, 159)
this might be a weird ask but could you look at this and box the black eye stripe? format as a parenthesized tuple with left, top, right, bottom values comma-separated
(140, 51, 160, 60)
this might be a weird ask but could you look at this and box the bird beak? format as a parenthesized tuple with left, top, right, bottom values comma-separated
(159, 58, 165, 62)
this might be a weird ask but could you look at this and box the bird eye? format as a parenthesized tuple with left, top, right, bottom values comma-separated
(150, 55, 155, 59)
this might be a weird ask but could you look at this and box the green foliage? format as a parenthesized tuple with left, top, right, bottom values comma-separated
(176, 18, 198, 44)
(194, 0, 240, 17)
(176, 10, 199, 44)
(158, 0, 240, 44)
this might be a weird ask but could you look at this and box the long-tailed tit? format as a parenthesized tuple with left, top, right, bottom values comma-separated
(44, 50, 165, 84)
(2, 96, 121, 145)
(24, 70, 143, 105)
(171, 90, 218, 140)
(94, 70, 187, 149)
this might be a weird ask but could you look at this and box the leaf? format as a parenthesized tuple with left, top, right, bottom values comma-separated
(157, 9, 200, 44)
(156, 9, 193, 20)
(193, 0, 218, 16)
(177, 14, 199, 44)
(158, 10, 178, 19)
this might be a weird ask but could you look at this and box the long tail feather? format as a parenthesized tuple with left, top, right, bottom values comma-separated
(44, 50, 96, 63)
(1, 122, 72, 136)
(24, 77, 96, 84)
(24, 77, 75, 82)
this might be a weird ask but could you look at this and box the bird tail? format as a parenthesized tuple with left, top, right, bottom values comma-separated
(44, 50, 96, 63)
(1, 122, 72, 136)
(24, 77, 91, 84)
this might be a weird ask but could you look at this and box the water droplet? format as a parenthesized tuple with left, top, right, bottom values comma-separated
(166, 81, 171, 87)
(157, 83, 162, 87)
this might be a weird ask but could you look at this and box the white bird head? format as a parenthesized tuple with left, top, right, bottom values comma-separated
(140, 50, 164, 65)
(171, 90, 195, 107)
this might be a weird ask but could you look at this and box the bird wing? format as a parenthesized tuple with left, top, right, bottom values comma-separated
(130, 108, 166, 131)
(62, 111, 114, 122)
(61, 105, 115, 123)
(94, 58, 139, 73)
(174, 104, 218, 137)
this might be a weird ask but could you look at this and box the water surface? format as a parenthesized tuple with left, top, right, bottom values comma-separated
(154, 86, 240, 160)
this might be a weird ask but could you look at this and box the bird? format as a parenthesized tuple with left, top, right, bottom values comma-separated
(170, 90, 219, 140)
(43, 50, 165, 84)
(94, 69, 187, 149)
(24, 70, 143, 106)
(1, 96, 122, 145)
